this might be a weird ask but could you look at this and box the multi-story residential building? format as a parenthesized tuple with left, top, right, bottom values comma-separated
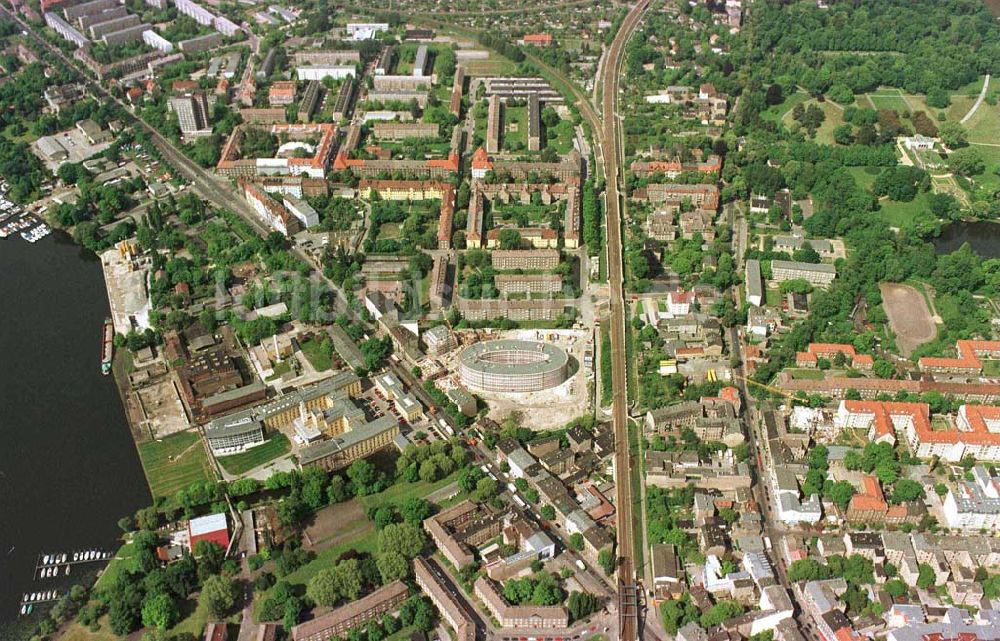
(298, 81, 322, 123)
(746, 259, 764, 307)
(527, 93, 541, 152)
(944, 466, 1000, 530)
(44, 12, 89, 47)
(372, 122, 439, 140)
(455, 298, 566, 322)
(423, 501, 505, 570)
(770, 260, 836, 287)
(330, 80, 354, 122)
(143, 29, 173, 53)
(291, 581, 408, 641)
(87, 13, 139, 38)
(486, 94, 502, 153)
(240, 108, 287, 124)
(633, 183, 720, 212)
(918, 340, 1000, 375)
(169, 92, 212, 138)
(414, 558, 475, 641)
(282, 196, 319, 229)
(494, 274, 563, 296)
(772, 235, 835, 258)
(240, 180, 299, 236)
(491, 249, 560, 270)
(268, 80, 296, 106)
(422, 324, 455, 356)
(481, 77, 563, 103)
(292, 50, 361, 66)
(373, 75, 430, 91)
(629, 154, 722, 178)
(296, 65, 355, 81)
(178, 33, 222, 53)
(796, 343, 873, 370)
(780, 374, 1000, 403)
(474, 577, 569, 629)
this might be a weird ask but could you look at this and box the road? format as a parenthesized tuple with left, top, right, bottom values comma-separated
(596, 2, 649, 641)
(961, 74, 991, 125)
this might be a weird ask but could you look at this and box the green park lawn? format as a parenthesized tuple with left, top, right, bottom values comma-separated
(866, 91, 911, 113)
(503, 105, 529, 149)
(137, 431, 216, 499)
(761, 91, 810, 122)
(358, 471, 460, 511)
(300, 337, 333, 371)
(877, 192, 932, 228)
(217, 433, 291, 476)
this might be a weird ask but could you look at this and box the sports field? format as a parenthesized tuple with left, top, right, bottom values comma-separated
(879, 283, 937, 356)
(137, 430, 216, 498)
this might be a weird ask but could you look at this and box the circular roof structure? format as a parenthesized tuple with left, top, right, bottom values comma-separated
(460, 339, 568, 377)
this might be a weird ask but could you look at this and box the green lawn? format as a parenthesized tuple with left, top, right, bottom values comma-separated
(358, 472, 460, 511)
(265, 360, 292, 381)
(378, 222, 402, 240)
(982, 359, 1000, 377)
(878, 192, 931, 228)
(547, 119, 576, 154)
(765, 287, 782, 307)
(782, 99, 845, 145)
(94, 541, 136, 592)
(867, 92, 911, 113)
(503, 105, 528, 149)
(846, 166, 881, 190)
(761, 91, 810, 122)
(137, 431, 216, 499)
(965, 143, 1000, 192)
(788, 368, 827, 380)
(300, 338, 333, 371)
(217, 433, 291, 476)
(964, 101, 1000, 143)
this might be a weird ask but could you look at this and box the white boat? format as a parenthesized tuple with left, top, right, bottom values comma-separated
(30, 593, 36, 601)
(43, 555, 49, 564)
(61, 554, 67, 562)
(65, 566, 70, 575)
(20, 605, 26, 615)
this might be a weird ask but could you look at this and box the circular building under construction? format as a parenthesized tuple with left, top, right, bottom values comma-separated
(459, 339, 569, 393)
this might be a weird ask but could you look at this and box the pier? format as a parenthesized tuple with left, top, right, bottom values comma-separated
(34, 550, 114, 580)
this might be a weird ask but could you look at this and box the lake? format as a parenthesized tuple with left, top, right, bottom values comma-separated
(932, 220, 1000, 258)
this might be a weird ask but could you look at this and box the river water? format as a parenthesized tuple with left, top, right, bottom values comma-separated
(0, 232, 150, 641)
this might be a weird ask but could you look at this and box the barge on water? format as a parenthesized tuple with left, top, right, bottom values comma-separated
(101, 318, 113, 375)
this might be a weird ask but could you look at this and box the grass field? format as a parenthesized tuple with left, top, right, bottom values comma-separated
(964, 101, 1000, 143)
(461, 57, 518, 76)
(217, 433, 291, 476)
(789, 368, 826, 380)
(846, 166, 881, 190)
(878, 192, 932, 228)
(137, 431, 216, 499)
(968, 144, 1000, 193)
(782, 99, 845, 145)
(94, 541, 136, 592)
(761, 91, 810, 123)
(867, 91, 911, 113)
(358, 472, 460, 511)
(503, 105, 528, 149)
(299, 337, 333, 371)
(547, 119, 576, 154)
(377, 222, 401, 240)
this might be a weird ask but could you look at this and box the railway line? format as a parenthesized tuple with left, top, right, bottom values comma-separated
(596, 2, 650, 640)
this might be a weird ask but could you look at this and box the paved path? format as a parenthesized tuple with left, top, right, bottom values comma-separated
(961, 74, 991, 124)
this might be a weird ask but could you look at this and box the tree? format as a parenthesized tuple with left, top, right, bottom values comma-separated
(949, 147, 985, 177)
(598, 548, 616, 576)
(377, 551, 411, 582)
(540, 505, 556, 520)
(825, 481, 856, 511)
(378, 522, 426, 559)
(939, 122, 968, 149)
(569, 533, 584, 551)
(307, 560, 363, 606)
(347, 459, 379, 495)
(567, 592, 599, 622)
(473, 477, 499, 503)
(498, 228, 523, 250)
(200, 575, 237, 618)
(884, 579, 907, 598)
(141, 593, 179, 630)
(700, 600, 743, 628)
(927, 87, 951, 109)
(890, 479, 925, 504)
(787, 559, 832, 583)
(827, 83, 853, 105)
(399, 497, 433, 525)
